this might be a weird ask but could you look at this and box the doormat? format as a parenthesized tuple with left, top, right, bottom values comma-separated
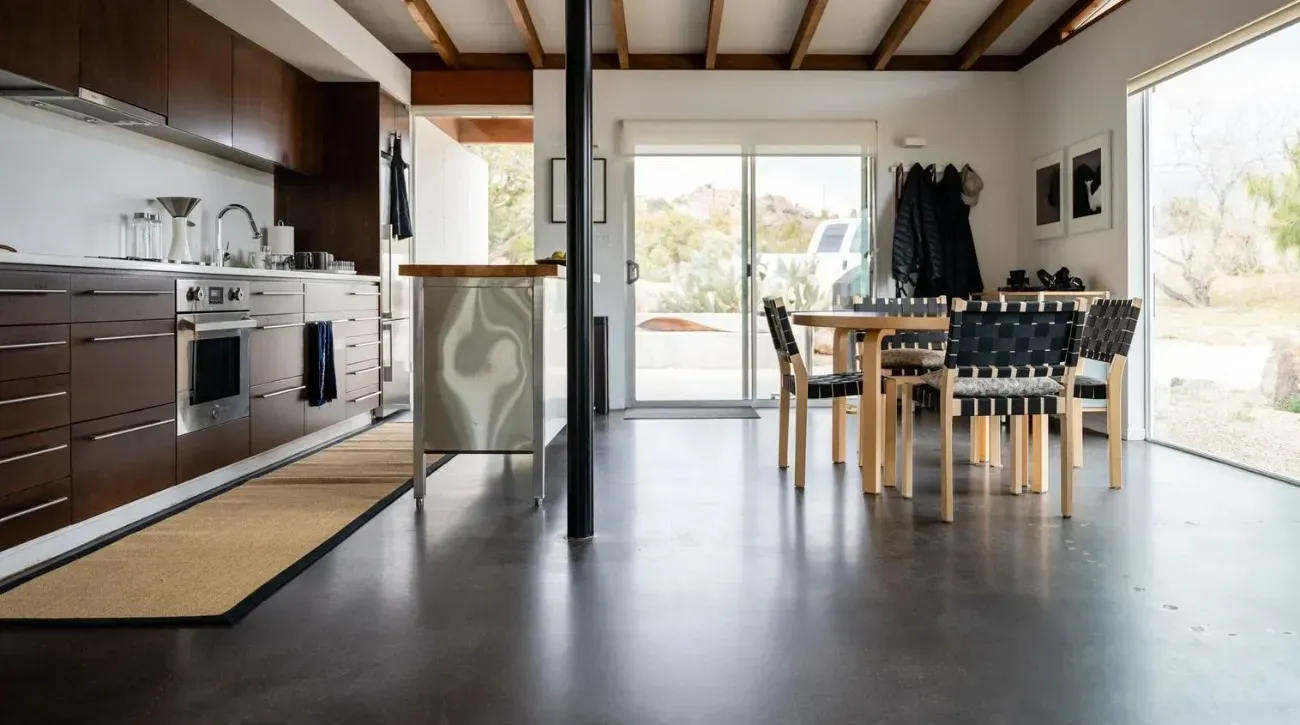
(0, 422, 450, 627)
(624, 408, 760, 420)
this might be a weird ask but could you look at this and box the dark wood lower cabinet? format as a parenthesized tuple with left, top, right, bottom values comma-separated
(250, 378, 306, 455)
(0, 427, 71, 499)
(0, 478, 72, 552)
(346, 386, 381, 419)
(0, 324, 70, 382)
(0, 374, 70, 440)
(71, 403, 176, 522)
(251, 313, 306, 386)
(177, 417, 250, 483)
(70, 319, 176, 423)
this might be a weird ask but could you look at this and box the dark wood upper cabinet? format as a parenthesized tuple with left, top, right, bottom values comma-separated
(80, 0, 169, 116)
(282, 65, 321, 174)
(167, 0, 232, 146)
(233, 35, 284, 164)
(0, 0, 80, 92)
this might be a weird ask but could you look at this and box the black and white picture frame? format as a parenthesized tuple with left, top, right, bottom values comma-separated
(550, 158, 607, 224)
(1033, 150, 1065, 240)
(1066, 132, 1111, 234)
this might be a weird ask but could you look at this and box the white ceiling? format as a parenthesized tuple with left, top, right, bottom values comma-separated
(334, 0, 1074, 59)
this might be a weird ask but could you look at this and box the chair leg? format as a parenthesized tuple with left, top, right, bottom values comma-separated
(795, 390, 809, 489)
(940, 402, 955, 523)
(901, 383, 914, 499)
(1031, 415, 1049, 494)
(1107, 398, 1124, 489)
(969, 417, 983, 465)
(1010, 416, 1025, 495)
(989, 416, 1002, 468)
(778, 388, 791, 470)
(884, 380, 898, 487)
(1072, 398, 1084, 468)
(1015, 415, 1030, 490)
(1061, 405, 1075, 518)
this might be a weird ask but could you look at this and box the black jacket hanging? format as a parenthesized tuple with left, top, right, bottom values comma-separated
(935, 164, 984, 299)
(388, 135, 414, 240)
(890, 163, 943, 297)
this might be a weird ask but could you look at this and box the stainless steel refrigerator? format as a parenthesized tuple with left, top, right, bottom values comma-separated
(380, 141, 412, 416)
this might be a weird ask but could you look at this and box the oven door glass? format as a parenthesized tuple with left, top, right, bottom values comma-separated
(190, 336, 242, 405)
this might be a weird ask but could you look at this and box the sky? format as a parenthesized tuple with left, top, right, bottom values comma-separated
(633, 156, 863, 218)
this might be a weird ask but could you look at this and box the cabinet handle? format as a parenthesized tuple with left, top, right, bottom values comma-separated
(0, 497, 69, 525)
(350, 316, 382, 322)
(348, 365, 382, 376)
(85, 290, 170, 296)
(348, 291, 381, 297)
(0, 340, 67, 351)
(253, 291, 304, 296)
(350, 391, 381, 404)
(258, 322, 306, 330)
(258, 385, 307, 399)
(88, 332, 174, 342)
(0, 391, 66, 407)
(348, 341, 381, 349)
(88, 417, 174, 442)
(0, 443, 68, 467)
(0, 289, 67, 295)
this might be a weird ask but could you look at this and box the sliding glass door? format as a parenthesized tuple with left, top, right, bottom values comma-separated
(631, 153, 869, 406)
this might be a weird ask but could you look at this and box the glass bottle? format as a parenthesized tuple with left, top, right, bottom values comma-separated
(147, 214, 163, 260)
(130, 213, 150, 259)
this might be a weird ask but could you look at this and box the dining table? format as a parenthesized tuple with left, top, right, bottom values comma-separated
(789, 310, 949, 495)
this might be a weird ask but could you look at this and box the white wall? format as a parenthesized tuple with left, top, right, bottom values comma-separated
(413, 117, 490, 264)
(533, 70, 1021, 409)
(1017, 0, 1295, 438)
(0, 100, 273, 262)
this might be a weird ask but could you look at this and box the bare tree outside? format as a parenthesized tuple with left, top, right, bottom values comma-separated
(468, 144, 535, 264)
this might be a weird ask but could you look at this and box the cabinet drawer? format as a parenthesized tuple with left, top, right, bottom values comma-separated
(177, 416, 250, 483)
(0, 272, 70, 326)
(70, 403, 175, 522)
(0, 374, 70, 440)
(71, 320, 176, 423)
(0, 478, 71, 552)
(0, 324, 70, 382)
(345, 360, 382, 393)
(304, 283, 380, 313)
(0, 427, 71, 499)
(251, 281, 305, 315)
(346, 386, 381, 418)
(344, 334, 381, 365)
(250, 378, 306, 455)
(310, 314, 380, 340)
(252, 313, 306, 386)
(71, 274, 175, 322)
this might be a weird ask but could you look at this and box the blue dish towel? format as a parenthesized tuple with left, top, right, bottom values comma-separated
(308, 321, 337, 407)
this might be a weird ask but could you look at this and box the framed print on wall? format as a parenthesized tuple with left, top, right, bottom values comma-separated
(550, 158, 607, 224)
(1033, 150, 1065, 240)
(1066, 132, 1112, 234)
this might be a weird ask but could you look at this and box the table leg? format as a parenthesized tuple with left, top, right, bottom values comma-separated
(831, 328, 848, 463)
(412, 279, 427, 510)
(859, 330, 885, 494)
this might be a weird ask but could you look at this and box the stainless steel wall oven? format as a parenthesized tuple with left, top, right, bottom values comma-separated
(175, 279, 255, 435)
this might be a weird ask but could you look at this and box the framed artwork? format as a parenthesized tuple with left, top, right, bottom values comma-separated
(1033, 150, 1065, 240)
(550, 157, 607, 224)
(1066, 132, 1112, 234)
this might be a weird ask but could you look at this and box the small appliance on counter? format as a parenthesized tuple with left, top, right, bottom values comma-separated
(157, 196, 201, 262)
(267, 222, 294, 256)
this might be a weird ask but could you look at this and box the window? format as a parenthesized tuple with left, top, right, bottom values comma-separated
(816, 223, 848, 253)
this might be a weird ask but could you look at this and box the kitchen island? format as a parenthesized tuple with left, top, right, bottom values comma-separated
(401, 264, 567, 505)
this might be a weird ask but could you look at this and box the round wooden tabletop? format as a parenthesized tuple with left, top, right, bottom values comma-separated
(789, 310, 948, 331)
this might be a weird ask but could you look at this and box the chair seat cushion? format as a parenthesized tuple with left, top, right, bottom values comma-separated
(785, 372, 864, 400)
(880, 348, 945, 369)
(1072, 375, 1108, 400)
(913, 384, 1063, 417)
(920, 370, 1062, 397)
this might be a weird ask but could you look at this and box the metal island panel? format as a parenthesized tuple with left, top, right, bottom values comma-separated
(402, 265, 567, 504)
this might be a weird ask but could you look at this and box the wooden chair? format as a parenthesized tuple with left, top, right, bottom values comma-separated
(762, 296, 865, 489)
(899, 299, 1087, 521)
(1069, 298, 1143, 488)
(852, 296, 947, 494)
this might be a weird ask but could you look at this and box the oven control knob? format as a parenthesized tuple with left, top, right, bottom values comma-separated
(210, 405, 221, 421)
(186, 286, 202, 302)
(229, 287, 245, 302)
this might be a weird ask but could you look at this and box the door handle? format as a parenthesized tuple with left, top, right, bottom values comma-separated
(626, 260, 640, 285)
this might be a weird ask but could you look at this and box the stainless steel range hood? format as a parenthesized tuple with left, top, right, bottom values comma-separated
(0, 87, 165, 127)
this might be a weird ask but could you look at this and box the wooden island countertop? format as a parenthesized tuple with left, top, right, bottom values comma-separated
(399, 264, 565, 278)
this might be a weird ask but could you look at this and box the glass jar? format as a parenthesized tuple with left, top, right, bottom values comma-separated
(146, 214, 163, 260)
(129, 213, 150, 258)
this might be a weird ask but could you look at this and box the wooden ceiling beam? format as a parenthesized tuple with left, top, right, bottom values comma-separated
(705, 0, 725, 70)
(872, 0, 930, 71)
(457, 118, 534, 144)
(1018, 0, 1132, 68)
(956, 0, 1038, 71)
(403, 0, 460, 68)
(611, 0, 630, 69)
(401, 52, 1021, 73)
(503, 0, 545, 69)
(789, 0, 829, 70)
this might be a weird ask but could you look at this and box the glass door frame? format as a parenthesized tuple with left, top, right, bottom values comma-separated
(626, 154, 874, 409)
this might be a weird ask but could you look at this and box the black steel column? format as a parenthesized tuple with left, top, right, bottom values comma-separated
(565, 0, 595, 540)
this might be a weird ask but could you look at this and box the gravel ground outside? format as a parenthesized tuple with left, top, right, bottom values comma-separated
(1153, 383, 1300, 482)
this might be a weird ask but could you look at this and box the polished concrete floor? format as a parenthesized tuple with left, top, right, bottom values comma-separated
(3, 410, 1300, 724)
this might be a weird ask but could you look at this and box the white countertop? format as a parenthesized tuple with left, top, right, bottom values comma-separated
(0, 253, 381, 282)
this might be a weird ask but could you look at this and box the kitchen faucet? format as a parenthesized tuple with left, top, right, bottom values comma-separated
(215, 204, 262, 267)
